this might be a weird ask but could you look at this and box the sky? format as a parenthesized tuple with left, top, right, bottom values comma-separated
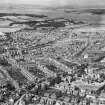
(1, 0, 105, 8)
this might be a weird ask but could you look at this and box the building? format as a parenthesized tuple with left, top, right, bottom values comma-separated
(0, 32, 6, 40)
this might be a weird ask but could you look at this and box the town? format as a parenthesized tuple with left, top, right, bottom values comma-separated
(0, 6, 105, 105)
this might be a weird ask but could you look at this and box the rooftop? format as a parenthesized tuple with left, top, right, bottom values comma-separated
(72, 80, 105, 91)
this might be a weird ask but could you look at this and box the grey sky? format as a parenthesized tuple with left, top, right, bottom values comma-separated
(1, 0, 105, 7)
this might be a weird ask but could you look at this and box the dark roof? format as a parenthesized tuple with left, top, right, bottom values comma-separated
(9, 47, 18, 50)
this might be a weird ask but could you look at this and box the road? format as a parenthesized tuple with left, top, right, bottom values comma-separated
(6, 56, 36, 83)
(0, 66, 19, 89)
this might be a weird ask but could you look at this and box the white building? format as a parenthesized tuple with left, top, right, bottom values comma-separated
(0, 32, 6, 40)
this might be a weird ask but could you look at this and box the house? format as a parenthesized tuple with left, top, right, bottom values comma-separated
(84, 54, 88, 59)
(98, 94, 105, 105)
(55, 101, 61, 105)
(0, 32, 6, 40)
(8, 47, 20, 57)
(100, 58, 105, 63)
(72, 79, 105, 96)
(101, 47, 105, 51)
